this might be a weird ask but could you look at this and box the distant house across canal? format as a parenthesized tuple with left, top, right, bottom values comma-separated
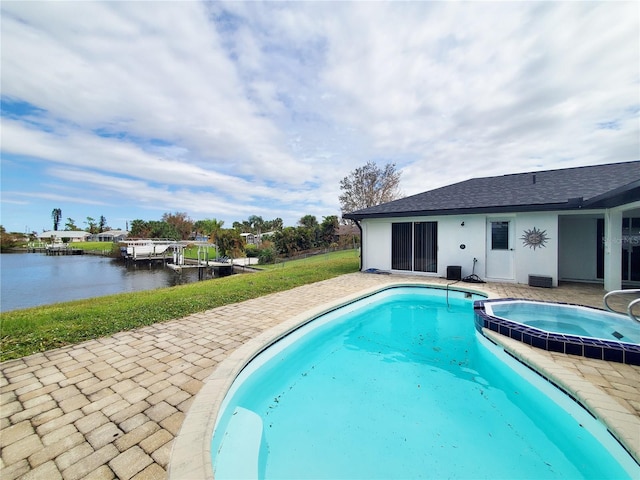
(38, 230, 91, 243)
(90, 230, 129, 242)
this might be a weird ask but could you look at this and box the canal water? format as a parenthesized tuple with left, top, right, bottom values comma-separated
(0, 252, 210, 312)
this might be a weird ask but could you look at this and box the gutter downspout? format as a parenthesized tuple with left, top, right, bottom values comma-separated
(353, 220, 363, 271)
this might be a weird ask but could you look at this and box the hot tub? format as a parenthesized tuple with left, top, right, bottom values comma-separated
(475, 299, 640, 365)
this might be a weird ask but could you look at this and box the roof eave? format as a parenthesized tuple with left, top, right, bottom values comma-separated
(343, 200, 587, 221)
(582, 182, 640, 209)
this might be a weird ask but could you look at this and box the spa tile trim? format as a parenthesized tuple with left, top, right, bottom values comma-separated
(474, 299, 640, 366)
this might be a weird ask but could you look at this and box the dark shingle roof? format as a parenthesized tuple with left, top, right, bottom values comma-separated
(344, 161, 640, 220)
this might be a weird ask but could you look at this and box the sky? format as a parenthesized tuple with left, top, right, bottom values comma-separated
(1, 1, 638, 234)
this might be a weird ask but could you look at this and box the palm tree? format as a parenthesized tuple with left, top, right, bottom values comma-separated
(194, 218, 224, 244)
(51, 208, 62, 231)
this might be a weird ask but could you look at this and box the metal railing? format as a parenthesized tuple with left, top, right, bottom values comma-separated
(603, 289, 640, 323)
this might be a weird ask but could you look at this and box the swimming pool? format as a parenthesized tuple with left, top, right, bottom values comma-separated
(210, 287, 638, 479)
(476, 299, 640, 365)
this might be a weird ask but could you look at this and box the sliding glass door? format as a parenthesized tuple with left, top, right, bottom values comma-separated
(392, 222, 438, 273)
(622, 217, 640, 282)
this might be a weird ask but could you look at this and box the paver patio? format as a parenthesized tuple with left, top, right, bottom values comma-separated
(1, 272, 639, 479)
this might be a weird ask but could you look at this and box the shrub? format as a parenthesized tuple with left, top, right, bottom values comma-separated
(258, 247, 276, 264)
(0, 226, 20, 252)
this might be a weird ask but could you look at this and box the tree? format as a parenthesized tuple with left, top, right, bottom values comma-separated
(216, 229, 244, 257)
(99, 216, 107, 233)
(64, 218, 78, 231)
(194, 218, 225, 244)
(232, 220, 253, 233)
(130, 218, 179, 240)
(272, 227, 300, 257)
(51, 208, 62, 231)
(162, 212, 193, 240)
(148, 221, 180, 240)
(265, 217, 283, 232)
(0, 226, 19, 252)
(339, 161, 402, 217)
(85, 216, 98, 234)
(320, 215, 339, 246)
(248, 215, 264, 237)
(298, 215, 318, 229)
(298, 215, 319, 248)
(295, 226, 313, 251)
(130, 219, 150, 238)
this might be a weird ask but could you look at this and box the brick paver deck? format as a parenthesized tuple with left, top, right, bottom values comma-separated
(1, 273, 639, 479)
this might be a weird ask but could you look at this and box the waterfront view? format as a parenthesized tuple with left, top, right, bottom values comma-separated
(0, 252, 206, 312)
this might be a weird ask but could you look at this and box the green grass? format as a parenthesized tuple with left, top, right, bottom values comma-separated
(70, 241, 112, 251)
(183, 245, 218, 260)
(0, 249, 360, 362)
(43, 241, 118, 254)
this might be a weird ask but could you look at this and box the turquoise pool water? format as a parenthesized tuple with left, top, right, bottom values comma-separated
(211, 287, 638, 479)
(485, 300, 640, 344)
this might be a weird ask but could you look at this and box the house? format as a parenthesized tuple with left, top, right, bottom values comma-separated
(240, 232, 275, 246)
(38, 230, 91, 243)
(343, 161, 640, 291)
(240, 232, 256, 245)
(90, 230, 129, 242)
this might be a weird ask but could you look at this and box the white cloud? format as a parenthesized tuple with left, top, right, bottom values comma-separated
(1, 119, 248, 193)
(0, 0, 638, 232)
(8, 190, 107, 206)
(1, 1, 310, 183)
(305, 1, 638, 195)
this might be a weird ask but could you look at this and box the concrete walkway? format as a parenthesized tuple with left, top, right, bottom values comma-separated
(1, 273, 639, 479)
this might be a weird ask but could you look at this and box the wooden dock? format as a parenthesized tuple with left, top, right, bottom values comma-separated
(120, 240, 238, 278)
(45, 246, 84, 255)
(167, 261, 234, 279)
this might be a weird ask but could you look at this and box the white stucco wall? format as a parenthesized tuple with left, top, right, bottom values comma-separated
(360, 220, 391, 271)
(513, 213, 559, 286)
(360, 212, 561, 285)
(361, 215, 487, 278)
(358, 202, 637, 287)
(437, 216, 486, 279)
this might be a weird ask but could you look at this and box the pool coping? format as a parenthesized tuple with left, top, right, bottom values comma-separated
(168, 282, 640, 479)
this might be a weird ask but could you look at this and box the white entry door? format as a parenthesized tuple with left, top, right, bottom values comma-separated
(486, 219, 515, 280)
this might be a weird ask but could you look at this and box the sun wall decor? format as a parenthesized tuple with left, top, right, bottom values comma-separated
(521, 227, 549, 250)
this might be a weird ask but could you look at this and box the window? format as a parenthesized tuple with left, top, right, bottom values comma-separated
(392, 222, 437, 272)
(491, 221, 509, 250)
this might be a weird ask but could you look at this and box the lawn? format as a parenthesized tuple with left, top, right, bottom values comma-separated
(183, 244, 218, 260)
(57, 241, 116, 252)
(0, 249, 360, 362)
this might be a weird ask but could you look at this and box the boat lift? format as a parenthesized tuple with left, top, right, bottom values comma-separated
(121, 240, 233, 278)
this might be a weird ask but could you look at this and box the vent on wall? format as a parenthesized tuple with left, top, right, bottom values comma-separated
(528, 275, 552, 288)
